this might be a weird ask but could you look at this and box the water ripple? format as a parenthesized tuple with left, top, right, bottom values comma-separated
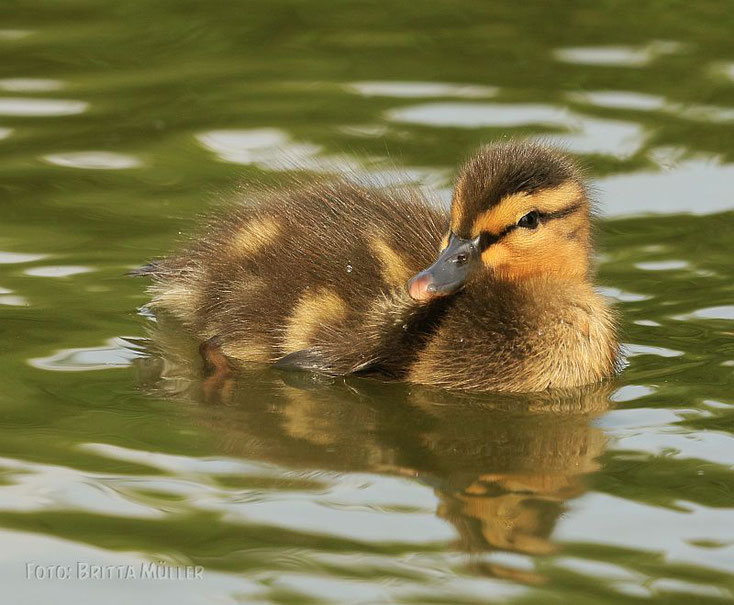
(600, 158, 734, 216)
(0, 97, 87, 116)
(386, 103, 645, 158)
(29, 337, 146, 372)
(0, 78, 64, 92)
(346, 80, 498, 98)
(553, 41, 683, 67)
(44, 151, 142, 170)
(24, 265, 93, 277)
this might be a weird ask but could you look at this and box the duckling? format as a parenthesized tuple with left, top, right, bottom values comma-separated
(136, 140, 619, 392)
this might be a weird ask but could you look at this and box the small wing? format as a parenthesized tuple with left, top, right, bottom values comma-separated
(274, 348, 335, 374)
(274, 348, 379, 375)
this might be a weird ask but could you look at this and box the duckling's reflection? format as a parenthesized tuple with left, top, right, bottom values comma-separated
(133, 317, 614, 585)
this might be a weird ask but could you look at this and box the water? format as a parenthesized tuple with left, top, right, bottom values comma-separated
(1, 1, 733, 603)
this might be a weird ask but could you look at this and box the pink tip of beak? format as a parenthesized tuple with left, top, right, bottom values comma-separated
(407, 272, 435, 302)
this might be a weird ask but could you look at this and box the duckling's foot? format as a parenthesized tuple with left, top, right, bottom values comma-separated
(199, 336, 233, 403)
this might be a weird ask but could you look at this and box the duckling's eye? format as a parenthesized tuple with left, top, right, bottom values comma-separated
(518, 210, 540, 229)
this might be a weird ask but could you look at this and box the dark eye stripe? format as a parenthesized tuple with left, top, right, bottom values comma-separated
(476, 202, 583, 252)
(540, 201, 583, 221)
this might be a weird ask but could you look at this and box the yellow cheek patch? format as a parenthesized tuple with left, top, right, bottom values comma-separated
(471, 182, 584, 237)
(284, 288, 348, 352)
(230, 217, 281, 256)
(480, 243, 510, 269)
(482, 227, 589, 281)
(369, 233, 413, 286)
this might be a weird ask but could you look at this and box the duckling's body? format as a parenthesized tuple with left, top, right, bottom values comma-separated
(140, 142, 619, 392)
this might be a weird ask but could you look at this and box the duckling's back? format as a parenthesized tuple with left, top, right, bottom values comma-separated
(144, 180, 448, 368)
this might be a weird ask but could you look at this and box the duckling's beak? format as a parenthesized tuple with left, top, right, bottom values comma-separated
(407, 234, 480, 302)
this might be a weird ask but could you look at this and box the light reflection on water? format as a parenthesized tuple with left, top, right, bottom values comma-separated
(0, 1, 733, 603)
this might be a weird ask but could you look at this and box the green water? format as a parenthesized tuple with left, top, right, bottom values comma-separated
(1, 1, 733, 603)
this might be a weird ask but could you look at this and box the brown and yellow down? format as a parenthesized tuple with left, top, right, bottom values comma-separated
(139, 142, 619, 392)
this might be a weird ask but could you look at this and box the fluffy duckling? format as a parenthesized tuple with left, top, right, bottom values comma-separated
(137, 141, 619, 392)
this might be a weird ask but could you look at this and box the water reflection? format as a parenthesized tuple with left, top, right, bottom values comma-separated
(598, 158, 734, 216)
(553, 41, 683, 67)
(567, 90, 667, 111)
(134, 317, 615, 584)
(346, 81, 498, 99)
(196, 128, 363, 173)
(0, 29, 33, 41)
(0, 97, 87, 117)
(385, 102, 645, 158)
(0, 78, 64, 92)
(43, 151, 142, 170)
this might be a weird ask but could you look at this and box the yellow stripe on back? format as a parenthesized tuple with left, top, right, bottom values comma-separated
(230, 217, 281, 256)
(284, 288, 348, 352)
(369, 232, 412, 287)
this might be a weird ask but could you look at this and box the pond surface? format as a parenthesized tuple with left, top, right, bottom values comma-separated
(1, 1, 733, 603)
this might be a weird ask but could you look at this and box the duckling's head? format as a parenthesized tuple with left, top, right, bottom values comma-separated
(408, 141, 592, 301)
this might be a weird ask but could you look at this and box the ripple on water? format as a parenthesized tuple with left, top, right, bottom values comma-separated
(672, 103, 734, 124)
(597, 407, 685, 432)
(29, 337, 145, 372)
(568, 90, 734, 124)
(634, 260, 688, 271)
(0, 294, 29, 307)
(80, 443, 272, 475)
(387, 102, 565, 128)
(44, 151, 142, 170)
(554, 46, 652, 66)
(612, 427, 734, 467)
(674, 306, 734, 321)
(634, 319, 662, 327)
(24, 265, 93, 277)
(0, 97, 87, 116)
(0, 29, 33, 40)
(345, 80, 498, 98)
(0, 457, 162, 518)
(79, 443, 457, 547)
(554, 556, 642, 583)
(596, 286, 651, 302)
(625, 343, 684, 358)
(567, 90, 667, 111)
(0, 78, 64, 92)
(600, 157, 734, 216)
(385, 103, 645, 158)
(197, 128, 302, 163)
(196, 128, 363, 173)
(219, 492, 453, 545)
(553, 41, 683, 66)
(556, 493, 734, 573)
(0, 251, 47, 264)
(609, 384, 657, 403)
